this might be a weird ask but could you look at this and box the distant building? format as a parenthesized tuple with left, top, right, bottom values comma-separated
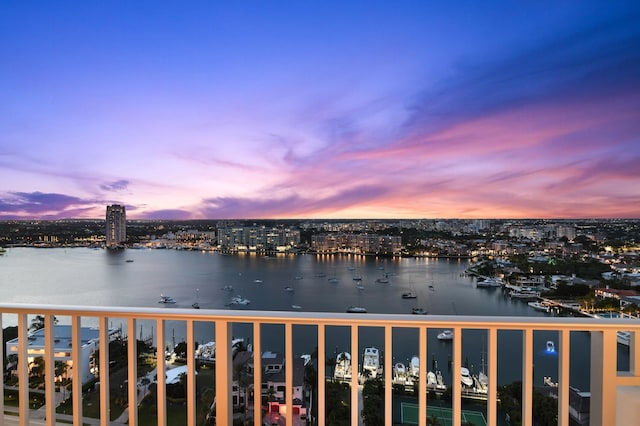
(217, 226, 300, 252)
(105, 204, 126, 246)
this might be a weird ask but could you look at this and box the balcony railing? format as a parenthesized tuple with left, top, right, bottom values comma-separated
(1, 303, 639, 426)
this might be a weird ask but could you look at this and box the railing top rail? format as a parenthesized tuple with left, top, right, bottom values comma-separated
(1, 303, 639, 331)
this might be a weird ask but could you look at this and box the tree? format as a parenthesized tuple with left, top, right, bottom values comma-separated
(234, 358, 253, 424)
(29, 315, 58, 332)
(174, 341, 188, 359)
(427, 414, 442, 425)
(361, 378, 383, 426)
(327, 356, 337, 382)
(29, 357, 45, 380)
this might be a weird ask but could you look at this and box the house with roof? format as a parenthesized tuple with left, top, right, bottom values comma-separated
(5, 325, 120, 385)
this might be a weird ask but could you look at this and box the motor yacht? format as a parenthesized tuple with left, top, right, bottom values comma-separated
(411, 307, 428, 315)
(158, 294, 176, 304)
(476, 278, 502, 288)
(546, 340, 555, 352)
(461, 367, 474, 387)
(334, 352, 352, 381)
(393, 362, 407, 381)
(229, 295, 250, 305)
(427, 371, 437, 386)
(410, 356, 420, 378)
(346, 306, 367, 313)
(437, 329, 453, 340)
(528, 301, 551, 312)
(362, 347, 381, 378)
(402, 292, 417, 299)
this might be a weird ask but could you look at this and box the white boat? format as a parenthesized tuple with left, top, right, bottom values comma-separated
(402, 292, 417, 299)
(461, 367, 474, 387)
(346, 306, 367, 313)
(291, 304, 302, 310)
(334, 352, 352, 381)
(528, 301, 550, 312)
(328, 277, 339, 283)
(617, 331, 631, 346)
(478, 371, 489, 389)
(362, 347, 381, 379)
(410, 356, 420, 378)
(412, 307, 428, 315)
(195, 338, 245, 362)
(476, 278, 502, 288)
(393, 362, 406, 381)
(376, 275, 389, 283)
(546, 340, 555, 352)
(253, 279, 263, 283)
(229, 295, 250, 305)
(427, 371, 437, 386)
(284, 286, 294, 292)
(158, 294, 176, 304)
(510, 288, 540, 300)
(436, 370, 445, 388)
(437, 329, 453, 340)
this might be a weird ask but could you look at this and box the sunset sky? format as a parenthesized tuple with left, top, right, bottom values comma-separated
(1, 2, 639, 220)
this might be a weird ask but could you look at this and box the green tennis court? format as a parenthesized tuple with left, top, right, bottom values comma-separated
(400, 402, 487, 426)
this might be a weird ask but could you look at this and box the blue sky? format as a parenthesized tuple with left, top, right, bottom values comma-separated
(1, 1, 639, 219)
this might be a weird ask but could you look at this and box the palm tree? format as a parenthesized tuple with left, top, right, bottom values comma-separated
(327, 356, 337, 382)
(29, 315, 59, 332)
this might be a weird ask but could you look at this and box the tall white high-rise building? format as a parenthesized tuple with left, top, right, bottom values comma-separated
(105, 204, 126, 247)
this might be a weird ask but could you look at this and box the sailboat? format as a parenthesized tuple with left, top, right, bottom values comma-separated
(192, 288, 200, 309)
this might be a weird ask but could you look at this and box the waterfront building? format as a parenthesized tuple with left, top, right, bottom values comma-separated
(105, 204, 126, 247)
(217, 225, 300, 252)
(311, 233, 402, 254)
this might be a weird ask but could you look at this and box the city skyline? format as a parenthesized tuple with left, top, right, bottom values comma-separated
(1, 2, 639, 220)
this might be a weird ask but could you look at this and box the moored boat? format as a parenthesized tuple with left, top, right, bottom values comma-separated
(461, 367, 474, 387)
(527, 301, 551, 312)
(546, 340, 555, 352)
(410, 356, 420, 378)
(437, 329, 453, 340)
(393, 362, 407, 381)
(346, 306, 367, 313)
(229, 295, 250, 305)
(334, 352, 352, 381)
(158, 294, 176, 304)
(476, 277, 502, 288)
(411, 307, 428, 315)
(402, 292, 417, 299)
(362, 347, 382, 378)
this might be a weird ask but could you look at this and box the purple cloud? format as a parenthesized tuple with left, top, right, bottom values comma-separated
(100, 180, 130, 191)
(198, 184, 392, 219)
(0, 191, 105, 219)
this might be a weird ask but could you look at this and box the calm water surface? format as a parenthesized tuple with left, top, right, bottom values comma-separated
(0, 247, 629, 390)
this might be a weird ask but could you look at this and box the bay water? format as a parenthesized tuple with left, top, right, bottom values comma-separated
(0, 247, 629, 391)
